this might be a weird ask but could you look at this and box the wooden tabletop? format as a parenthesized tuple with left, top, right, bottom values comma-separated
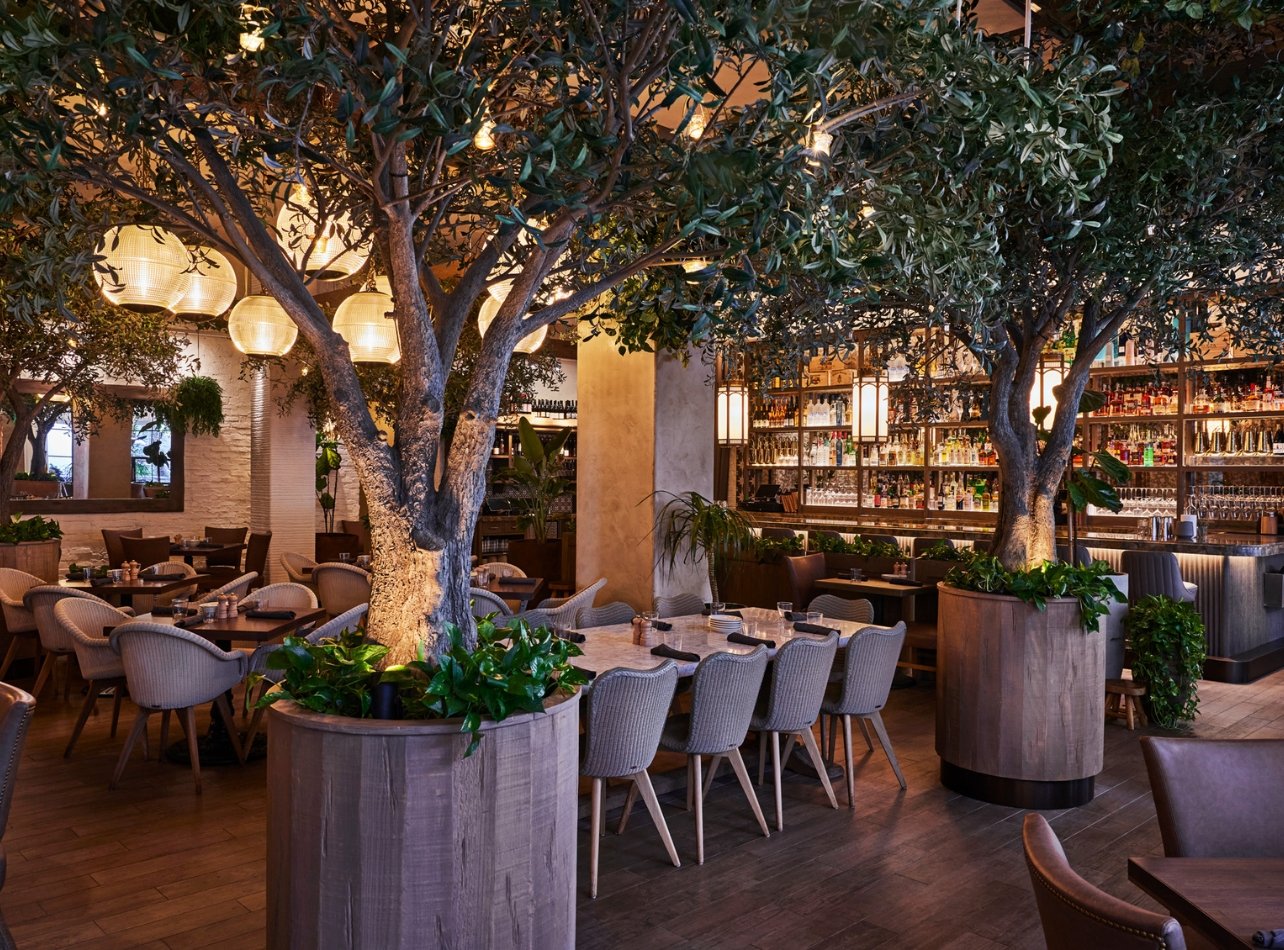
(814, 577, 938, 599)
(170, 542, 245, 557)
(484, 576, 547, 610)
(60, 576, 201, 597)
(571, 607, 890, 677)
(1128, 856, 1284, 948)
(138, 607, 327, 644)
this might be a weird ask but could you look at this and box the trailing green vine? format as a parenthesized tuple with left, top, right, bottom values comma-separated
(1126, 595, 1207, 729)
(945, 554, 1124, 631)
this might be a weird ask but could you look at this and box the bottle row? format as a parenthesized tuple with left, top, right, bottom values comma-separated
(803, 472, 1001, 511)
(753, 394, 852, 428)
(746, 431, 995, 469)
(491, 430, 577, 459)
(515, 397, 578, 419)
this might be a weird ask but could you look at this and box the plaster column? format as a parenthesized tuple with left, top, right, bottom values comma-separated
(576, 336, 713, 609)
(250, 365, 317, 582)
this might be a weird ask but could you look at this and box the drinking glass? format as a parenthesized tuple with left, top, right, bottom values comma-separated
(171, 597, 189, 618)
(805, 610, 823, 625)
(710, 601, 726, 617)
(776, 601, 792, 620)
(338, 552, 353, 563)
(200, 603, 218, 622)
(641, 610, 659, 624)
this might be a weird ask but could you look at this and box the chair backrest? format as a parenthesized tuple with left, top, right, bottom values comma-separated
(23, 586, 108, 653)
(119, 535, 172, 569)
(502, 608, 555, 631)
(912, 536, 952, 558)
(251, 582, 319, 611)
(1141, 737, 1284, 858)
(142, 560, 199, 607)
(469, 588, 513, 619)
(0, 568, 41, 634)
(486, 561, 526, 579)
(340, 520, 371, 555)
(806, 594, 873, 624)
(195, 572, 259, 603)
(684, 647, 769, 755)
(53, 597, 130, 681)
(101, 527, 142, 567)
(538, 577, 607, 612)
(280, 553, 317, 584)
(0, 683, 35, 839)
(313, 563, 372, 616)
(1056, 543, 1094, 568)
(1122, 551, 1187, 604)
(109, 621, 248, 709)
(576, 602, 636, 629)
(582, 662, 679, 779)
(305, 603, 370, 644)
(244, 531, 272, 586)
(1022, 814, 1186, 950)
(785, 554, 827, 608)
(654, 592, 704, 618)
(758, 632, 839, 733)
(760, 526, 797, 541)
(204, 526, 248, 568)
(830, 623, 907, 716)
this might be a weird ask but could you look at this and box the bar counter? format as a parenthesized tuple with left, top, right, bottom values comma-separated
(743, 512, 1284, 683)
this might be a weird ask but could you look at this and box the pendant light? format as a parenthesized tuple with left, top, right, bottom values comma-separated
(93, 225, 192, 313)
(477, 286, 548, 355)
(227, 295, 298, 357)
(333, 289, 400, 364)
(275, 186, 372, 280)
(173, 248, 238, 319)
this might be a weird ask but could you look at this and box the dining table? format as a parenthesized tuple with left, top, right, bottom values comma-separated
(813, 576, 939, 624)
(61, 575, 206, 609)
(169, 540, 246, 566)
(484, 575, 547, 612)
(1128, 856, 1284, 948)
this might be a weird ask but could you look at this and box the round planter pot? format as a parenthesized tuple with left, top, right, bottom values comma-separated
(267, 690, 582, 949)
(0, 539, 61, 583)
(936, 584, 1104, 809)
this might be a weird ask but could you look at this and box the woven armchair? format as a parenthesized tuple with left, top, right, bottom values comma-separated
(576, 602, 636, 629)
(582, 661, 680, 897)
(23, 586, 109, 701)
(537, 577, 606, 613)
(109, 621, 249, 793)
(280, 553, 317, 585)
(807, 595, 873, 625)
(250, 583, 319, 612)
(313, 563, 372, 617)
(138, 560, 199, 612)
(469, 588, 513, 619)
(654, 592, 704, 619)
(0, 568, 42, 680)
(0, 682, 34, 949)
(195, 572, 258, 604)
(485, 561, 526, 579)
(53, 597, 134, 759)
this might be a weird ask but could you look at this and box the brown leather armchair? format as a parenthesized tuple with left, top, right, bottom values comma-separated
(1022, 813, 1186, 949)
(1141, 736, 1284, 858)
(784, 553, 826, 608)
(101, 528, 143, 568)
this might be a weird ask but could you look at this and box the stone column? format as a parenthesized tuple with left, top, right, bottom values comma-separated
(576, 337, 713, 609)
(250, 365, 317, 582)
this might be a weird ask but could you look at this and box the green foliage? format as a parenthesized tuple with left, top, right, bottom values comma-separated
(652, 491, 756, 604)
(255, 628, 389, 719)
(917, 541, 975, 562)
(140, 439, 170, 479)
(752, 533, 805, 562)
(315, 433, 342, 533)
(946, 555, 1124, 630)
(0, 515, 62, 544)
(13, 471, 58, 482)
(495, 417, 570, 543)
(161, 376, 225, 438)
(812, 534, 905, 558)
(1126, 595, 1207, 728)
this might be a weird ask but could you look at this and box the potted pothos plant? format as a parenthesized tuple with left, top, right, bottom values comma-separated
(500, 417, 572, 584)
(1126, 595, 1207, 730)
(255, 618, 586, 947)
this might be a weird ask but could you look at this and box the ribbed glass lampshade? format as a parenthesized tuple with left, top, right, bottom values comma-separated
(94, 225, 192, 313)
(477, 294, 547, 355)
(333, 291, 400, 364)
(227, 295, 298, 357)
(275, 187, 372, 280)
(173, 247, 238, 319)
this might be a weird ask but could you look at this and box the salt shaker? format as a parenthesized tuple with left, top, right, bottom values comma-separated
(228, 594, 239, 616)
(216, 595, 231, 620)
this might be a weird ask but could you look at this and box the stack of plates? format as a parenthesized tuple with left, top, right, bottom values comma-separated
(707, 613, 743, 633)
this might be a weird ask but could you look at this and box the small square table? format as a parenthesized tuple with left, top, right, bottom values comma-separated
(170, 541, 246, 566)
(1128, 856, 1284, 948)
(485, 576, 547, 612)
(61, 575, 204, 608)
(813, 576, 939, 624)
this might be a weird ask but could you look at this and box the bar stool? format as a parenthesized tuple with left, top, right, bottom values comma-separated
(1105, 678, 1148, 730)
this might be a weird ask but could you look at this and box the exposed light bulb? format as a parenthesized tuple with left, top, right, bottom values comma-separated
(240, 31, 265, 52)
(860, 204, 876, 219)
(682, 259, 712, 274)
(808, 128, 833, 160)
(686, 107, 706, 141)
(473, 116, 497, 151)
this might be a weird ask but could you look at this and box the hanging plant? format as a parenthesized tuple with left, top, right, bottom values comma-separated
(161, 375, 224, 437)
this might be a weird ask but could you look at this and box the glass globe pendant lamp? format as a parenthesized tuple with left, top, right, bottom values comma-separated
(172, 247, 238, 320)
(227, 295, 298, 357)
(333, 289, 401, 364)
(93, 224, 193, 313)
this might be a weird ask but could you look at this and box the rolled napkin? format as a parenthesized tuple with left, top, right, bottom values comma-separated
(247, 609, 296, 620)
(237, 602, 257, 613)
(555, 630, 587, 644)
(175, 616, 205, 630)
(727, 632, 775, 648)
(651, 644, 700, 662)
(1254, 931, 1284, 948)
(504, 577, 538, 586)
(652, 620, 673, 632)
(89, 577, 113, 587)
(794, 621, 840, 636)
(884, 577, 922, 587)
(150, 604, 176, 617)
(783, 610, 803, 622)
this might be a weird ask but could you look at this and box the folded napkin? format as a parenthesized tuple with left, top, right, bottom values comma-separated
(150, 604, 176, 617)
(783, 610, 803, 621)
(175, 616, 205, 630)
(1254, 931, 1284, 948)
(89, 577, 113, 587)
(555, 630, 586, 644)
(794, 621, 840, 636)
(237, 602, 257, 613)
(727, 632, 775, 648)
(503, 577, 538, 586)
(652, 620, 673, 632)
(651, 644, 700, 662)
(884, 577, 922, 587)
(247, 609, 296, 620)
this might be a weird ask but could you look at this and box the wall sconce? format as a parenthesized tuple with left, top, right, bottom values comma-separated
(716, 382, 749, 446)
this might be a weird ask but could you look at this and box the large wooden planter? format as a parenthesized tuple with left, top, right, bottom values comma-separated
(936, 584, 1104, 809)
(10, 480, 59, 499)
(0, 539, 61, 583)
(267, 690, 581, 949)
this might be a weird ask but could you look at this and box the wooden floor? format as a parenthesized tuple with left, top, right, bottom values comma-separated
(3, 665, 1283, 950)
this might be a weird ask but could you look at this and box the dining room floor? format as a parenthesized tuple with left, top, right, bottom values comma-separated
(3, 662, 1282, 949)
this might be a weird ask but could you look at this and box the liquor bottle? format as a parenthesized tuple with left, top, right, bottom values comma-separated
(1274, 425, 1284, 457)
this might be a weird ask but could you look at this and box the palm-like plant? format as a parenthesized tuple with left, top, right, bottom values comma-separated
(653, 491, 755, 605)
(498, 418, 571, 544)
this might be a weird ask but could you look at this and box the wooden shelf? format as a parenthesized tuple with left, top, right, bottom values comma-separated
(1085, 415, 1180, 424)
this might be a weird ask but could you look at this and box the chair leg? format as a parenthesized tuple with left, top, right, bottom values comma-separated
(110, 689, 124, 738)
(158, 710, 171, 760)
(799, 726, 838, 809)
(0, 637, 22, 681)
(842, 715, 856, 810)
(589, 777, 602, 898)
(726, 747, 770, 839)
(631, 770, 680, 868)
(617, 780, 640, 835)
(1125, 694, 1136, 730)
(214, 695, 246, 765)
(30, 653, 55, 701)
(110, 710, 151, 790)
(770, 731, 783, 832)
(826, 714, 837, 764)
(701, 754, 723, 800)
(693, 755, 705, 865)
(757, 732, 767, 785)
(64, 682, 99, 758)
(867, 711, 906, 790)
(242, 682, 269, 751)
(180, 706, 202, 794)
(856, 716, 874, 752)
(686, 757, 695, 812)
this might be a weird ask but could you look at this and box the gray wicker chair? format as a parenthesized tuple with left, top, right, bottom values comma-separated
(500, 607, 556, 631)
(195, 572, 259, 604)
(23, 586, 109, 701)
(249, 582, 319, 612)
(582, 661, 680, 897)
(469, 588, 513, 619)
(0, 568, 42, 681)
(657, 647, 771, 864)
(0, 681, 34, 950)
(1023, 814, 1186, 949)
(313, 563, 372, 617)
(806, 595, 874, 625)
(821, 623, 908, 805)
(751, 632, 841, 830)
(109, 621, 249, 793)
(576, 602, 636, 629)
(538, 577, 606, 614)
(485, 561, 526, 579)
(53, 597, 134, 758)
(280, 553, 316, 585)
(654, 592, 705, 619)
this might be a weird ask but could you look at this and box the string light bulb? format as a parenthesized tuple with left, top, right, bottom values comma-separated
(473, 116, 497, 151)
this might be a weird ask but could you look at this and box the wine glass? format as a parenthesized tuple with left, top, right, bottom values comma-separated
(776, 601, 792, 620)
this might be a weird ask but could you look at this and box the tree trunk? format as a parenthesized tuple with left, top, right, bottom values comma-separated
(26, 426, 48, 476)
(0, 406, 36, 523)
(991, 459, 1059, 570)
